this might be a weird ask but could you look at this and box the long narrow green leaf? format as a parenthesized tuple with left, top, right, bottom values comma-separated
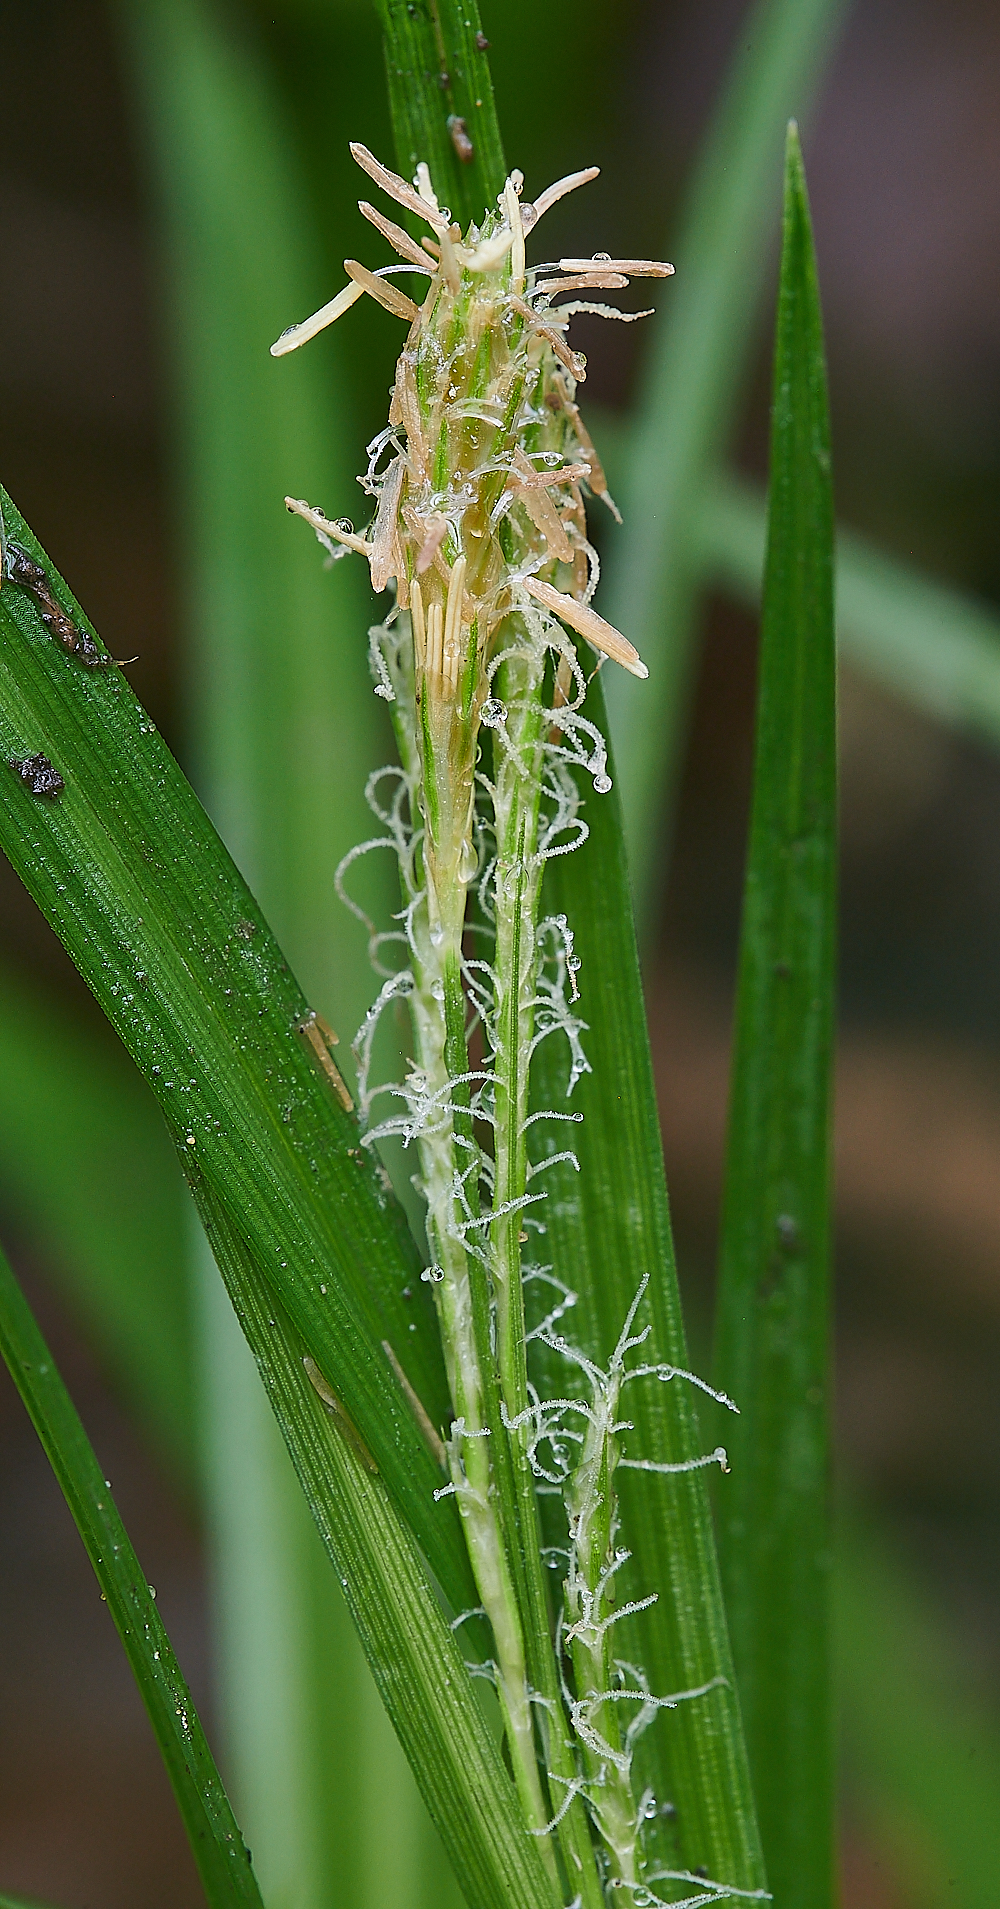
(710, 127, 836, 1909)
(0, 484, 470, 1617)
(0, 483, 530, 1899)
(0, 1239, 263, 1909)
(373, 0, 505, 226)
(189, 1166, 560, 1909)
(603, 0, 849, 915)
(695, 470, 1000, 749)
(530, 669, 766, 1897)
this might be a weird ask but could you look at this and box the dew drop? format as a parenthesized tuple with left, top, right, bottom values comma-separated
(593, 772, 612, 794)
(481, 697, 507, 729)
(458, 838, 479, 882)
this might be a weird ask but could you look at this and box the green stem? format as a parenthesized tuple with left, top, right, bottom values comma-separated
(386, 644, 559, 1873)
(489, 645, 607, 1909)
(565, 1414, 637, 1888)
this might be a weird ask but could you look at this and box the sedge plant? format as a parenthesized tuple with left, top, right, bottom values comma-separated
(272, 131, 749, 1904)
(0, 8, 845, 1909)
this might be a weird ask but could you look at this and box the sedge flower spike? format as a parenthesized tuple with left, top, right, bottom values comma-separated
(273, 145, 715, 1908)
(275, 142, 668, 692)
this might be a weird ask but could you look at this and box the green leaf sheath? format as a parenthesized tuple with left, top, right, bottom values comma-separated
(0, 1242, 264, 1909)
(711, 127, 837, 1909)
(374, 0, 506, 227)
(531, 668, 767, 1897)
(190, 1173, 561, 1909)
(0, 487, 472, 1617)
(604, 0, 849, 917)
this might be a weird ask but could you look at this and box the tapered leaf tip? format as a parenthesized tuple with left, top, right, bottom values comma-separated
(783, 118, 807, 201)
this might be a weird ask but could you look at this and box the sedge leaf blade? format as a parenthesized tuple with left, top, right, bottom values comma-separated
(530, 670, 767, 1896)
(0, 1241, 264, 1909)
(0, 486, 472, 1615)
(711, 124, 837, 1909)
(191, 1173, 561, 1909)
(374, 0, 506, 227)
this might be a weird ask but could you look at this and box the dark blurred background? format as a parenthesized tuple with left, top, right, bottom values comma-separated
(2, 2, 1000, 1904)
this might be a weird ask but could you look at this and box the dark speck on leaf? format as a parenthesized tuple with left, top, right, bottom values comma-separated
(448, 114, 474, 163)
(6, 544, 108, 668)
(9, 753, 64, 798)
(475, 30, 490, 49)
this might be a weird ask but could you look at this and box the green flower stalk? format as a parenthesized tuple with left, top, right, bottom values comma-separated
(274, 141, 741, 1904)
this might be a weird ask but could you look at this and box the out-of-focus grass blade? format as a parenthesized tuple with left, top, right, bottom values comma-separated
(191, 1170, 561, 1909)
(838, 1520, 1000, 1909)
(0, 1239, 264, 1909)
(117, 0, 389, 1015)
(0, 960, 190, 1475)
(530, 668, 767, 1898)
(0, 485, 468, 1613)
(603, 0, 849, 917)
(373, 0, 505, 226)
(695, 470, 1000, 748)
(710, 127, 836, 1909)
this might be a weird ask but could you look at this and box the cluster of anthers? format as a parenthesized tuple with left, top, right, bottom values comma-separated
(272, 140, 668, 761)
